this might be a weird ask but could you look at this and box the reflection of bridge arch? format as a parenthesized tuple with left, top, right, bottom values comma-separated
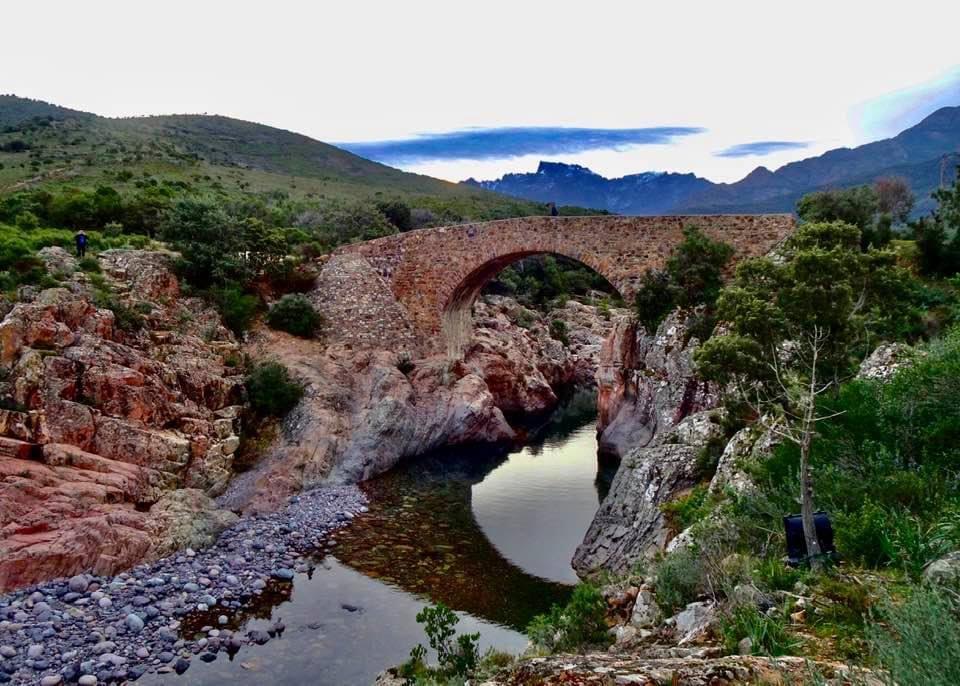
(317, 215, 794, 355)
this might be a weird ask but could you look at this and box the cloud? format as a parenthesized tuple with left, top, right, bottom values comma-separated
(850, 66, 960, 143)
(714, 140, 811, 158)
(338, 126, 705, 165)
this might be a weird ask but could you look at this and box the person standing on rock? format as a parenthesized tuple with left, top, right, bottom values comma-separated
(74, 230, 88, 258)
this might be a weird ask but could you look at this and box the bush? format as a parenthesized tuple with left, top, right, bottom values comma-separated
(78, 256, 101, 273)
(526, 583, 609, 652)
(662, 486, 712, 533)
(399, 603, 479, 682)
(867, 586, 960, 685)
(214, 285, 259, 336)
(654, 547, 705, 614)
(720, 604, 798, 656)
(266, 294, 321, 338)
(246, 362, 303, 417)
(549, 319, 569, 345)
(94, 292, 145, 333)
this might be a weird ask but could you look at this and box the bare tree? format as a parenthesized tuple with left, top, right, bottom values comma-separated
(874, 176, 914, 223)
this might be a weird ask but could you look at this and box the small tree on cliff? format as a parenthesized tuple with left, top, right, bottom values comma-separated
(634, 226, 734, 333)
(695, 221, 915, 569)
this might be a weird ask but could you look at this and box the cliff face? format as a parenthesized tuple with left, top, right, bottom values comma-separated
(0, 249, 241, 592)
(575, 308, 720, 575)
(596, 309, 718, 459)
(222, 295, 624, 512)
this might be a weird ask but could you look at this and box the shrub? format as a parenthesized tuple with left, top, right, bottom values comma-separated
(526, 583, 609, 652)
(399, 603, 479, 682)
(654, 547, 705, 614)
(549, 319, 569, 345)
(94, 293, 145, 332)
(662, 486, 712, 533)
(213, 285, 259, 336)
(266, 294, 321, 338)
(867, 587, 960, 685)
(78, 256, 101, 273)
(752, 557, 802, 593)
(720, 604, 798, 656)
(246, 362, 303, 417)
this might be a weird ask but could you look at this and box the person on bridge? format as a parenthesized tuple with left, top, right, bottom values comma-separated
(74, 230, 88, 258)
(549, 202, 559, 217)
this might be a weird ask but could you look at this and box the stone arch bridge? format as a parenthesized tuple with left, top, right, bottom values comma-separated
(311, 215, 795, 356)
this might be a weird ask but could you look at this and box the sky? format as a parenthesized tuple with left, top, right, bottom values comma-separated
(3, 1, 959, 183)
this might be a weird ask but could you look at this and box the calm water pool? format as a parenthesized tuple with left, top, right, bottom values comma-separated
(145, 391, 613, 685)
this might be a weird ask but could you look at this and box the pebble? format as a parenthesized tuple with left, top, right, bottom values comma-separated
(0, 485, 366, 683)
(126, 614, 145, 633)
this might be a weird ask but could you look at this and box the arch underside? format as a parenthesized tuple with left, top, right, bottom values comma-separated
(441, 250, 627, 358)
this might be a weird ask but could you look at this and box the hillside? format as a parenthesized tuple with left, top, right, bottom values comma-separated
(0, 95, 545, 219)
(466, 107, 960, 216)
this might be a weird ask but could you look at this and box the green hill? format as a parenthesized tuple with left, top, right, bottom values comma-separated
(0, 94, 544, 219)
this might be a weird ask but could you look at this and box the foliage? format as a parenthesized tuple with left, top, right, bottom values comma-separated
(245, 362, 303, 417)
(487, 254, 617, 311)
(635, 269, 677, 333)
(377, 199, 413, 232)
(266, 294, 322, 338)
(720, 604, 798, 656)
(867, 586, 960, 685)
(653, 548, 705, 615)
(634, 226, 733, 332)
(212, 285, 259, 336)
(399, 603, 479, 683)
(77, 256, 101, 273)
(549, 319, 569, 345)
(796, 180, 913, 250)
(911, 170, 960, 277)
(746, 328, 960, 575)
(662, 485, 713, 533)
(526, 584, 609, 652)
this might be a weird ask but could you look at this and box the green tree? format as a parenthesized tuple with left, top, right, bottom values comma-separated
(796, 186, 879, 231)
(695, 221, 915, 568)
(913, 170, 960, 277)
(634, 226, 733, 333)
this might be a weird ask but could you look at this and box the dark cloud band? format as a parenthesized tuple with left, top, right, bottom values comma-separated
(339, 126, 705, 164)
(715, 140, 810, 158)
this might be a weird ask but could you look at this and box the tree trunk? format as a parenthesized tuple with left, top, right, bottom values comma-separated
(799, 403, 823, 571)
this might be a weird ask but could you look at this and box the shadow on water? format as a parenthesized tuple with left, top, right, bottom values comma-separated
(149, 388, 611, 685)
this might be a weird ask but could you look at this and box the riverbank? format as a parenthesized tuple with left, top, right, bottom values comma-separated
(0, 485, 366, 685)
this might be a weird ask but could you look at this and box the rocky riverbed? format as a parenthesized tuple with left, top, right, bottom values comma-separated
(0, 485, 366, 685)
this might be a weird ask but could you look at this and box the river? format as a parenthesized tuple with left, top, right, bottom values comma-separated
(144, 390, 613, 685)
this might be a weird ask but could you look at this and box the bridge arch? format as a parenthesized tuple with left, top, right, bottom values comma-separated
(320, 215, 795, 356)
(442, 250, 626, 357)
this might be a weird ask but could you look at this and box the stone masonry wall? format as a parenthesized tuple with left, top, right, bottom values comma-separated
(320, 215, 795, 353)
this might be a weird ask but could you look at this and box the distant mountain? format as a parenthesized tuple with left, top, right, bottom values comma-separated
(464, 107, 960, 216)
(464, 162, 713, 215)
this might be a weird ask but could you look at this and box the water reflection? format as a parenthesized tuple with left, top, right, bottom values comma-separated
(146, 390, 610, 685)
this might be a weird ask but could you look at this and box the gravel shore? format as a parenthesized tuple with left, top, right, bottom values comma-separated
(0, 485, 367, 685)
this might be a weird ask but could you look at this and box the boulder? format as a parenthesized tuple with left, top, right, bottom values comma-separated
(857, 342, 916, 382)
(148, 489, 239, 559)
(924, 551, 960, 586)
(671, 601, 718, 645)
